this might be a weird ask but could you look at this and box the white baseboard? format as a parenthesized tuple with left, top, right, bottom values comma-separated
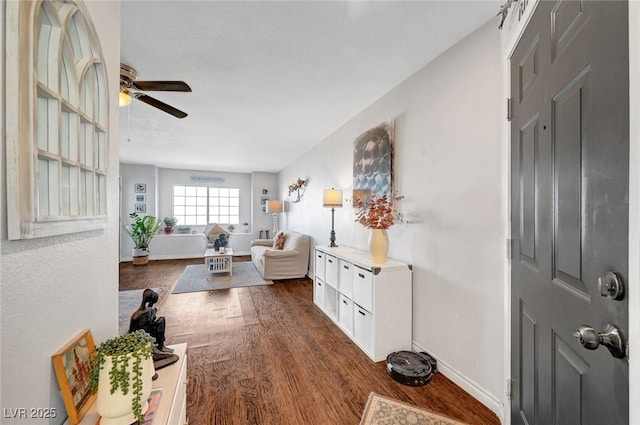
(412, 341, 505, 424)
(119, 251, 251, 262)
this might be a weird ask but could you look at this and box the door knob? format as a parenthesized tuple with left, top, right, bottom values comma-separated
(598, 271, 624, 300)
(572, 324, 626, 358)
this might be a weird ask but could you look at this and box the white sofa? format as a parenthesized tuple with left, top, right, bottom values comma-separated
(250, 230, 310, 280)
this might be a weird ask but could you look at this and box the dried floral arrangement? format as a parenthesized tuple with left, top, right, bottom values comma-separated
(354, 193, 404, 230)
(288, 178, 307, 203)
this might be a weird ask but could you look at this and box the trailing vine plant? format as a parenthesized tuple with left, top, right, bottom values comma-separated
(90, 330, 155, 424)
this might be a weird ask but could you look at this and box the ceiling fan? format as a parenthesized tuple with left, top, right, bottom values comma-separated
(119, 63, 192, 119)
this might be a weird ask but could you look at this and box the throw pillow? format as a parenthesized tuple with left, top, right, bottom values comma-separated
(273, 232, 286, 250)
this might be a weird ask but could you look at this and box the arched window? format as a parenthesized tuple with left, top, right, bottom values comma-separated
(6, 0, 109, 239)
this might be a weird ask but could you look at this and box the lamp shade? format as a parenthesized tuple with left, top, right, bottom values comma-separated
(323, 189, 343, 208)
(266, 200, 283, 213)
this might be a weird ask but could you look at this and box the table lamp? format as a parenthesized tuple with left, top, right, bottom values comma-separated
(323, 188, 342, 247)
(266, 200, 283, 236)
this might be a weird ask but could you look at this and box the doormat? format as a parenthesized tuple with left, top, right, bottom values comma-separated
(172, 262, 273, 294)
(360, 392, 468, 425)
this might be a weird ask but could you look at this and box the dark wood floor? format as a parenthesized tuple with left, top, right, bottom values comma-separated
(119, 258, 500, 425)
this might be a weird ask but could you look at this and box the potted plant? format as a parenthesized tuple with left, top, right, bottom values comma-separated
(354, 193, 404, 263)
(123, 212, 162, 265)
(228, 224, 235, 233)
(90, 330, 155, 425)
(163, 217, 178, 234)
(242, 222, 249, 233)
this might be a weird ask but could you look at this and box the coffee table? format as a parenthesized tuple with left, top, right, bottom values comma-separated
(204, 248, 234, 276)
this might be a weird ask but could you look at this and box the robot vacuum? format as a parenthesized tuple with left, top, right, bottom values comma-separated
(386, 351, 438, 386)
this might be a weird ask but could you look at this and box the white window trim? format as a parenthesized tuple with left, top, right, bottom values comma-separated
(5, 0, 109, 240)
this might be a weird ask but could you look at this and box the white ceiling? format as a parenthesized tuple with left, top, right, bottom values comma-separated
(119, 1, 500, 174)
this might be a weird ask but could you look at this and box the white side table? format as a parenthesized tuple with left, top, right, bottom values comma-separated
(204, 248, 234, 276)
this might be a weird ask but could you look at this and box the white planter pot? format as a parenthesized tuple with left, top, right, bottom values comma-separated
(132, 247, 149, 257)
(96, 353, 154, 425)
(132, 248, 149, 265)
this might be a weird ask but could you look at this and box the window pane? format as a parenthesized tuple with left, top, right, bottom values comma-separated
(98, 175, 106, 215)
(196, 215, 207, 225)
(229, 197, 239, 206)
(185, 196, 197, 206)
(185, 206, 196, 215)
(229, 207, 239, 216)
(174, 206, 185, 215)
(219, 188, 229, 197)
(38, 159, 50, 216)
(84, 171, 94, 215)
(174, 185, 185, 196)
(209, 187, 219, 197)
(196, 186, 207, 196)
(219, 206, 229, 215)
(196, 196, 207, 206)
(219, 216, 229, 224)
(185, 186, 196, 196)
(220, 197, 230, 206)
(209, 197, 219, 206)
(196, 206, 207, 216)
(229, 188, 239, 197)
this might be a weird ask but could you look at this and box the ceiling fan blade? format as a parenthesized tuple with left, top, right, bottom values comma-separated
(132, 80, 192, 92)
(135, 94, 188, 119)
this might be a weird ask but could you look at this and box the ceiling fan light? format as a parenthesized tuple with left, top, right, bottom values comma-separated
(119, 91, 132, 107)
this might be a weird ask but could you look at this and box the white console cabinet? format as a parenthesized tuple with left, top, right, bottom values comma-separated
(314, 246, 412, 362)
(70, 343, 188, 425)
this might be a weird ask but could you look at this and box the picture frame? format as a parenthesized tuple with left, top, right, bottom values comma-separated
(135, 203, 146, 213)
(260, 196, 269, 213)
(51, 330, 97, 425)
(135, 194, 146, 203)
(135, 183, 146, 193)
(352, 121, 394, 206)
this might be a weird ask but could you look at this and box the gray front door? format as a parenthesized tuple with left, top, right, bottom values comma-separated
(510, 1, 629, 424)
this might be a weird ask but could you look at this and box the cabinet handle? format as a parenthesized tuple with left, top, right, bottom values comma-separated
(328, 259, 333, 263)
(343, 265, 349, 270)
(358, 310, 366, 316)
(358, 273, 365, 278)
(343, 300, 348, 305)
(317, 282, 322, 286)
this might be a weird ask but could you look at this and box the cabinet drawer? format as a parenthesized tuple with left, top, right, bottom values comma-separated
(338, 260, 354, 298)
(352, 266, 373, 312)
(314, 278, 325, 308)
(325, 255, 338, 288)
(338, 294, 353, 336)
(315, 251, 326, 280)
(353, 304, 373, 355)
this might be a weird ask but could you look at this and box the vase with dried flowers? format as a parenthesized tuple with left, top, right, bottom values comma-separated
(354, 193, 404, 263)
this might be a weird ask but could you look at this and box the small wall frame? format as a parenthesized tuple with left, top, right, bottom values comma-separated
(51, 329, 97, 425)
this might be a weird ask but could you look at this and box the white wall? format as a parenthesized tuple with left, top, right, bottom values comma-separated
(119, 165, 279, 259)
(0, 2, 121, 424)
(251, 172, 280, 238)
(280, 20, 505, 417)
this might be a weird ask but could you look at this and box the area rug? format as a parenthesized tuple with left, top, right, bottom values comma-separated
(118, 288, 158, 335)
(172, 262, 273, 294)
(360, 393, 468, 425)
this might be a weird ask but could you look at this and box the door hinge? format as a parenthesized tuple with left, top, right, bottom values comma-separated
(507, 97, 513, 121)
(506, 378, 513, 400)
(506, 238, 512, 261)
